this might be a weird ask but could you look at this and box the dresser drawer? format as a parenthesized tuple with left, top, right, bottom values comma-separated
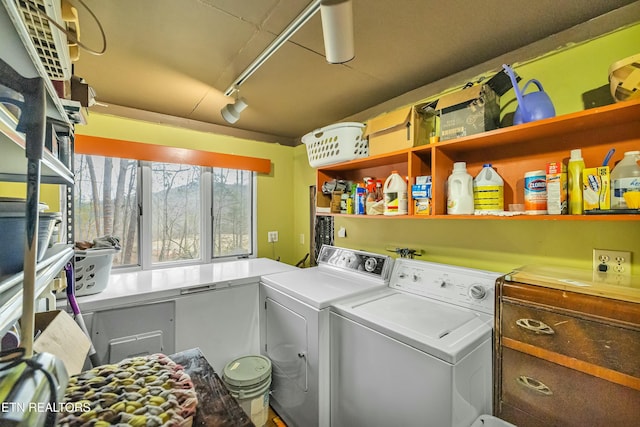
(501, 300, 640, 377)
(500, 347, 640, 427)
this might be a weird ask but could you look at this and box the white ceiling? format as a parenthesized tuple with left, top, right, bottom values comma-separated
(74, 0, 640, 146)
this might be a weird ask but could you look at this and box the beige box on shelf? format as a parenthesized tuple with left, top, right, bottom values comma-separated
(33, 310, 91, 375)
(364, 104, 432, 156)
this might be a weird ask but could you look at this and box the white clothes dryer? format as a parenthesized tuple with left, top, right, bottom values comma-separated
(259, 245, 394, 427)
(330, 258, 502, 427)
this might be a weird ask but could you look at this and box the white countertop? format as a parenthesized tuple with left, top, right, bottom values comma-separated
(68, 258, 298, 312)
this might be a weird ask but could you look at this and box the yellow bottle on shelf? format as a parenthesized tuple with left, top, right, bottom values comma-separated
(568, 149, 585, 214)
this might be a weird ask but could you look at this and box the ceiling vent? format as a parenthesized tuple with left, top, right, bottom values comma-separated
(15, 0, 71, 80)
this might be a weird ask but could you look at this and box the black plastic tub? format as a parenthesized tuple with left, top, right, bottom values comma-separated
(0, 212, 59, 277)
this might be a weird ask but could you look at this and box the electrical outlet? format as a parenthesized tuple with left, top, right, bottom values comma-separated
(299, 234, 305, 244)
(268, 231, 278, 243)
(593, 249, 631, 283)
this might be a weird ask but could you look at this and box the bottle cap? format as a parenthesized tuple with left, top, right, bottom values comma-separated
(570, 149, 582, 160)
(453, 162, 467, 171)
(483, 163, 492, 167)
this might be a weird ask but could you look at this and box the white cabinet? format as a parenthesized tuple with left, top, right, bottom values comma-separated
(174, 283, 261, 373)
(264, 297, 309, 396)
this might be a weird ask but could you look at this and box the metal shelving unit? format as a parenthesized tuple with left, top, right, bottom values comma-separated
(0, 0, 75, 350)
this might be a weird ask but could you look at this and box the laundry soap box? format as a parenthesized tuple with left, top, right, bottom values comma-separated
(583, 166, 610, 211)
(412, 176, 432, 215)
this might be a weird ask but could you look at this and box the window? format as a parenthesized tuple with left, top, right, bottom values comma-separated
(74, 155, 139, 266)
(74, 154, 255, 269)
(151, 163, 201, 263)
(212, 168, 253, 257)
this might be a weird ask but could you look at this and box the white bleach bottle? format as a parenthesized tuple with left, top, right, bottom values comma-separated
(611, 150, 640, 209)
(383, 171, 408, 215)
(473, 164, 504, 212)
(447, 162, 474, 214)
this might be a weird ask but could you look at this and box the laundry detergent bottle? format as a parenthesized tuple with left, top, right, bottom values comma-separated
(383, 171, 408, 215)
(447, 162, 474, 214)
(473, 164, 504, 212)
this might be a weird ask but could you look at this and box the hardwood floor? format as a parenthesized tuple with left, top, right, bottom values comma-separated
(264, 406, 287, 427)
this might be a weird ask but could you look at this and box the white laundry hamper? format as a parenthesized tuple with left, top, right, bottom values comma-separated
(222, 355, 272, 427)
(302, 122, 368, 167)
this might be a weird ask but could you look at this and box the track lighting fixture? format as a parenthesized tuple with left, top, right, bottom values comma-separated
(221, 91, 248, 124)
(223, 0, 356, 97)
(320, 0, 354, 64)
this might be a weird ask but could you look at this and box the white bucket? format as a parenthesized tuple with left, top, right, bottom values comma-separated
(222, 355, 272, 427)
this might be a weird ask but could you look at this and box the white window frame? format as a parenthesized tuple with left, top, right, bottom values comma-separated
(75, 157, 257, 273)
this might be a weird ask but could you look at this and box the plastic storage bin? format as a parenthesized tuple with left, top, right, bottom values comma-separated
(302, 122, 368, 167)
(73, 248, 116, 297)
(0, 211, 59, 277)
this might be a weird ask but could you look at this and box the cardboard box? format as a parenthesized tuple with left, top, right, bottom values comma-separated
(436, 84, 500, 141)
(331, 191, 343, 214)
(33, 310, 91, 375)
(411, 183, 432, 199)
(414, 198, 431, 215)
(546, 162, 567, 214)
(364, 105, 432, 156)
(583, 166, 610, 211)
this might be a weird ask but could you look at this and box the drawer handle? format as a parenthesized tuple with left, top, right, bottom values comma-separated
(516, 375, 553, 396)
(515, 318, 555, 335)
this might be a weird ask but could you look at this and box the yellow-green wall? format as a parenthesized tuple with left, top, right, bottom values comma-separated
(5, 22, 637, 274)
(75, 115, 298, 264)
(293, 22, 640, 275)
(0, 182, 61, 212)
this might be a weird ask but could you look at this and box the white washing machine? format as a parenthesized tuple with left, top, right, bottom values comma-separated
(330, 258, 502, 427)
(259, 245, 394, 427)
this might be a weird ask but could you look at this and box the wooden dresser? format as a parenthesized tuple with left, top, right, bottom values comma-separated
(494, 267, 640, 427)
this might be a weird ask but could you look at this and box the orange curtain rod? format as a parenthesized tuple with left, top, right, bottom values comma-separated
(75, 135, 271, 174)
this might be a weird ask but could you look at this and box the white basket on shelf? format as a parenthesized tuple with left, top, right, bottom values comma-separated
(302, 122, 368, 167)
(73, 248, 116, 297)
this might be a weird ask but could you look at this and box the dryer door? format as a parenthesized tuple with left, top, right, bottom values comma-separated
(265, 297, 309, 400)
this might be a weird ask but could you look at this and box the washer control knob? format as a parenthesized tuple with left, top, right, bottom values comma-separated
(412, 273, 420, 282)
(468, 284, 487, 300)
(364, 257, 378, 272)
(440, 281, 448, 288)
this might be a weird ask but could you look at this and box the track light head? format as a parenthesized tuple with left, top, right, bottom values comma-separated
(320, 0, 355, 64)
(221, 96, 248, 124)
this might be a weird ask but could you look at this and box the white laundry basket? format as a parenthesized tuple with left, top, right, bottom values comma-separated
(302, 122, 368, 167)
(74, 248, 117, 297)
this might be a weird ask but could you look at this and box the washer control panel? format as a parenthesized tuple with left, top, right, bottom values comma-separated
(390, 258, 502, 315)
(317, 245, 394, 281)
